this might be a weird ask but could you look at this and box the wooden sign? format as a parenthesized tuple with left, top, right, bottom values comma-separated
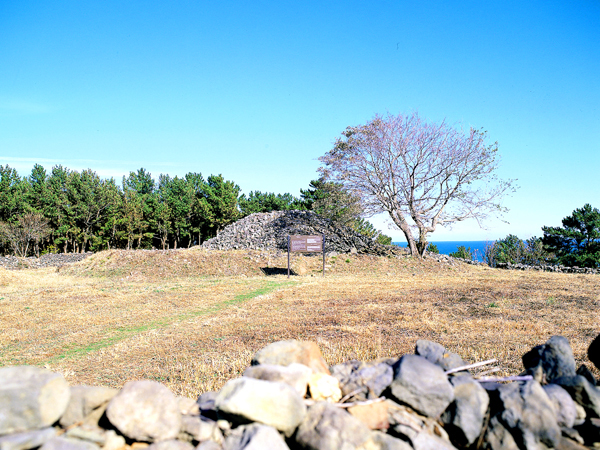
(289, 235, 323, 252)
(287, 234, 326, 277)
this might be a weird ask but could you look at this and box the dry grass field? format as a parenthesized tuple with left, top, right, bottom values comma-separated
(1, 247, 599, 398)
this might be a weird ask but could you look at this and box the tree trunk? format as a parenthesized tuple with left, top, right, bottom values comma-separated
(389, 210, 419, 257)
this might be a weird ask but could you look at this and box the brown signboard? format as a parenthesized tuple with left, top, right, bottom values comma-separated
(287, 234, 326, 277)
(289, 235, 323, 253)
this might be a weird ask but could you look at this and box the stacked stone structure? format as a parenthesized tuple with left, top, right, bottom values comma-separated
(201, 211, 403, 257)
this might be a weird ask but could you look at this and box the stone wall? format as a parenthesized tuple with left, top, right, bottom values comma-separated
(496, 261, 600, 274)
(0, 253, 93, 270)
(202, 211, 404, 257)
(2, 334, 600, 450)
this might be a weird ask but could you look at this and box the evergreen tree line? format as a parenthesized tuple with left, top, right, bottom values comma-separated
(0, 164, 391, 256)
(431, 204, 600, 269)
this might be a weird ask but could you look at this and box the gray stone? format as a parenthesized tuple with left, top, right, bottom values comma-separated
(39, 437, 99, 450)
(195, 442, 221, 450)
(180, 416, 222, 444)
(295, 402, 372, 450)
(64, 426, 106, 445)
(543, 384, 577, 428)
(59, 385, 118, 427)
(488, 379, 561, 449)
(483, 416, 519, 450)
(146, 441, 195, 450)
(196, 392, 218, 421)
(367, 431, 412, 450)
(576, 364, 597, 386)
(0, 428, 56, 450)
(386, 401, 452, 447)
(388, 355, 454, 418)
(441, 374, 489, 447)
(215, 377, 306, 437)
(588, 332, 600, 371)
(250, 340, 330, 374)
(415, 340, 465, 371)
(243, 363, 313, 396)
(0, 366, 70, 435)
(555, 375, 600, 418)
(105, 380, 181, 442)
(331, 361, 393, 402)
(410, 432, 458, 450)
(222, 424, 289, 450)
(522, 335, 577, 383)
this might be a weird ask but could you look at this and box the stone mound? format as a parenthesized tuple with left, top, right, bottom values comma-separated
(202, 210, 403, 256)
(3, 334, 600, 450)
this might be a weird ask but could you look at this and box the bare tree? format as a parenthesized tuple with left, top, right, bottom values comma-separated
(319, 112, 516, 257)
(0, 213, 51, 257)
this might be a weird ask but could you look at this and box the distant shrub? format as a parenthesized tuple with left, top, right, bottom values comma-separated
(449, 245, 474, 260)
(426, 243, 439, 254)
(376, 234, 392, 246)
(485, 235, 549, 267)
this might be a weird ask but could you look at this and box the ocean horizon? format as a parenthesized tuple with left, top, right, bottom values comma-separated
(392, 240, 489, 261)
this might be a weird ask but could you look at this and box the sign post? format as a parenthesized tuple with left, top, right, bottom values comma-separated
(287, 234, 326, 278)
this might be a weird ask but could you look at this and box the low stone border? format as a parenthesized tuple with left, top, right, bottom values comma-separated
(2, 334, 600, 450)
(0, 253, 93, 270)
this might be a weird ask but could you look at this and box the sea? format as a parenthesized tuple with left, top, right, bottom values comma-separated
(392, 240, 489, 262)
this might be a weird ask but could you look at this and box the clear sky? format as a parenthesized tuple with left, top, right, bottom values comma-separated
(1, 1, 599, 242)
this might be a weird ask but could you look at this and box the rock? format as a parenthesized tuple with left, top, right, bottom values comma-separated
(294, 402, 372, 450)
(347, 400, 389, 430)
(177, 397, 200, 416)
(64, 425, 107, 445)
(331, 361, 393, 402)
(243, 363, 312, 396)
(251, 340, 330, 374)
(410, 432, 458, 450)
(0, 428, 56, 450)
(555, 375, 600, 418)
(576, 364, 597, 386)
(59, 385, 118, 427)
(415, 340, 465, 372)
(385, 401, 452, 447)
(441, 374, 489, 447)
(0, 366, 70, 435)
(367, 431, 412, 450)
(588, 333, 600, 371)
(388, 355, 454, 418)
(307, 373, 342, 402)
(179, 416, 222, 444)
(487, 379, 561, 449)
(222, 423, 289, 450)
(215, 377, 306, 437)
(39, 437, 100, 450)
(556, 436, 590, 450)
(522, 335, 577, 383)
(543, 384, 577, 428)
(195, 441, 222, 450)
(196, 391, 218, 421)
(484, 416, 520, 450)
(105, 380, 181, 442)
(146, 440, 195, 450)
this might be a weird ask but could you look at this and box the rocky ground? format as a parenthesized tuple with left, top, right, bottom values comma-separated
(3, 334, 600, 450)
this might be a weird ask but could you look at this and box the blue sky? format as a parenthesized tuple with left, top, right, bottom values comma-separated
(1, 1, 598, 242)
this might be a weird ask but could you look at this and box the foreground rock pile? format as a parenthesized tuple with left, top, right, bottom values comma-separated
(202, 210, 403, 256)
(3, 336, 600, 450)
